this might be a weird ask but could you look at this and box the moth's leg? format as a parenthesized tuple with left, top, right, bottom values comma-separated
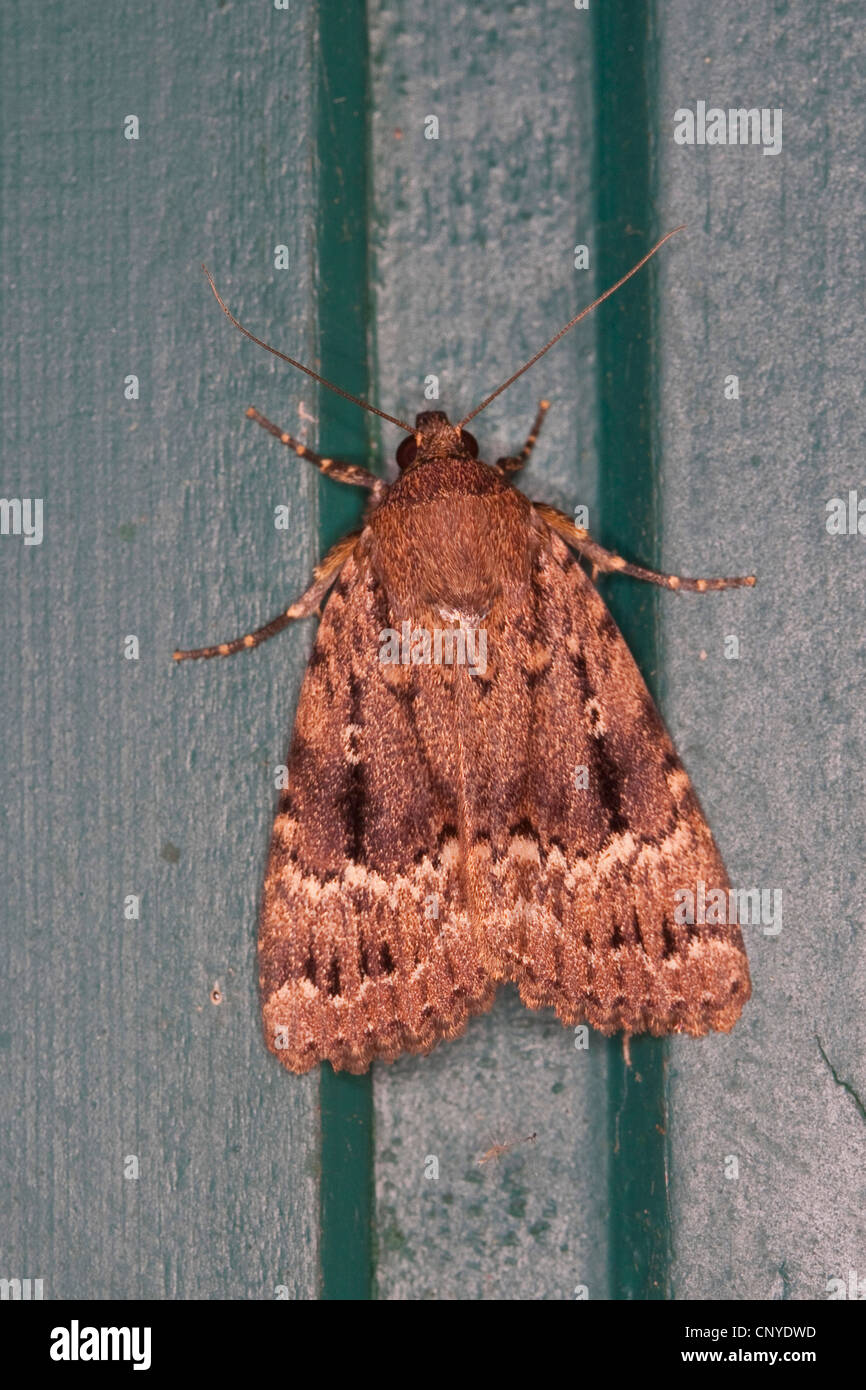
(495, 399, 550, 476)
(246, 406, 387, 499)
(535, 502, 756, 592)
(173, 531, 360, 662)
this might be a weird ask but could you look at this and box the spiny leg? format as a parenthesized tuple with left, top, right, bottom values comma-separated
(495, 399, 551, 476)
(173, 531, 360, 662)
(535, 502, 756, 592)
(246, 407, 386, 498)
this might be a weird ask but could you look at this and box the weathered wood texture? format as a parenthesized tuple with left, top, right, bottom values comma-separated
(368, 0, 866, 1300)
(657, 2, 866, 1300)
(2, 0, 863, 1303)
(1, 1, 321, 1299)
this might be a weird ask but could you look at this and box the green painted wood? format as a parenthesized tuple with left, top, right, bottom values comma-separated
(4, 0, 863, 1306)
(0, 1, 321, 1298)
(656, 1, 866, 1299)
(593, 3, 670, 1301)
(367, 0, 611, 1301)
(316, 0, 375, 1303)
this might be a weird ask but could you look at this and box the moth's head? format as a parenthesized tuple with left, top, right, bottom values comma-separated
(396, 411, 479, 470)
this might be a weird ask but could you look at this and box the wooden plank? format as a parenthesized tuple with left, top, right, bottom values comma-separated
(368, 0, 611, 1301)
(6, 0, 861, 1307)
(316, 4, 376, 1303)
(656, 2, 866, 1298)
(593, 2, 671, 1300)
(0, 1, 321, 1298)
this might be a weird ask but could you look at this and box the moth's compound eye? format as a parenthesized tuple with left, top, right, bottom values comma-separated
(460, 430, 479, 458)
(396, 435, 417, 469)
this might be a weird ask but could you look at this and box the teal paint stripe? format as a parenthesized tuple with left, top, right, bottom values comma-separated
(317, 0, 375, 1302)
(592, 1, 672, 1300)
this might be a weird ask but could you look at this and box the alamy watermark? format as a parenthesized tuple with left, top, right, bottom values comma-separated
(826, 491, 866, 535)
(826, 1269, 866, 1299)
(379, 621, 487, 676)
(674, 879, 782, 936)
(0, 497, 43, 545)
(673, 102, 782, 156)
(0, 1276, 44, 1299)
(50, 1321, 151, 1371)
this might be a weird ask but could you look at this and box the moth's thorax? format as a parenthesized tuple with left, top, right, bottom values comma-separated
(382, 453, 511, 507)
(369, 455, 537, 625)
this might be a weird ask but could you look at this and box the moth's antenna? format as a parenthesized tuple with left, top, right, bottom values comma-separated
(457, 225, 686, 429)
(201, 265, 414, 434)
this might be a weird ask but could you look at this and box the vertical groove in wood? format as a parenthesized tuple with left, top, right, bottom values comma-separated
(592, 0, 672, 1299)
(316, 0, 375, 1302)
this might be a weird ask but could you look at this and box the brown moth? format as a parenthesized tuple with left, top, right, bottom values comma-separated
(175, 229, 753, 1074)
